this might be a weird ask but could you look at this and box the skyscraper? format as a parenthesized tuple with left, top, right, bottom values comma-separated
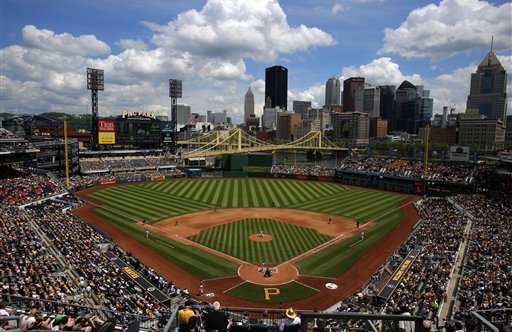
(325, 77, 341, 106)
(343, 77, 365, 113)
(393, 81, 433, 134)
(265, 65, 288, 110)
(379, 85, 396, 127)
(292, 100, 311, 118)
(244, 87, 254, 123)
(466, 50, 508, 124)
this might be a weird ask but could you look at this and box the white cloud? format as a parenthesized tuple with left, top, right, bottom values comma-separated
(1, 0, 335, 119)
(381, 0, 512, 60)
(143, 0, 335, 62)
(207, 95, 225, 104)
(331, 4, 345, 15)
(341, 57, 423, 86)
(289, 84, 325, 109)
(117, 38, 147, 51)
(22, 25, 111, 56)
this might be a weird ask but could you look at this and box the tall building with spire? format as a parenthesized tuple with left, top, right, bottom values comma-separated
(265, 65, 288, 110)
(325, 77, 341, 106)
(466, 49, 508, 124)
(244, 87, 254, 123)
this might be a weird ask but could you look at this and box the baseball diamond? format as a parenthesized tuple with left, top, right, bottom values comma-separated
(74, 178, 418, 307)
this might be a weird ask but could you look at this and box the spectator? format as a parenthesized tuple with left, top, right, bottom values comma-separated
(178, 301, 197, 332)
(279, 308, 300, 332)
(204, 301, 231, 332)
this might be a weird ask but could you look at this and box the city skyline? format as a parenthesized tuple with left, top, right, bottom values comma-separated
(1, 0, 511, 123)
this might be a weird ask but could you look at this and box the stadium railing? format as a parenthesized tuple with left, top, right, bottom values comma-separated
(470, 308, 512, 331)
(0, 316, 22, 332)
(169, 305, 426, 332)
(3, 294, 168, 331)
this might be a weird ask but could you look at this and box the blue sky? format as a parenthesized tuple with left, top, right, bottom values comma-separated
(1, 0, 511, 123)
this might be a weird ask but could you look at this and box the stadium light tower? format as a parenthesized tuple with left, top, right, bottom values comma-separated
(87, 68, 104, 150)
(169, 79, 182, 154)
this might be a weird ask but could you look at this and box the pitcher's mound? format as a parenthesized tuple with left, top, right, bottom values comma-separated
(239, 263, 298, 285)
(249, 234, 273, 242)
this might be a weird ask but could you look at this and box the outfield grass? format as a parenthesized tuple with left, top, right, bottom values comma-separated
(89, 179, 404, 224)
(189, 218, 332, 263)
(295, 207, 404, 277)
(226, 281, 318, 303)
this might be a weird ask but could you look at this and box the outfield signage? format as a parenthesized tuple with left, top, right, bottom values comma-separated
(378, 248, 420, 300)
(98, 119, 115, 132)
(99, 132, 116, 145)
(122, 110, 156, 120)
(100, 179, 117, 185)
(450, 146, 469, 162)
(105, 251, 169, 305)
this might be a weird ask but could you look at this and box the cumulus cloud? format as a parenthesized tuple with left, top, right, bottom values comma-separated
(289, 84, 325, 109)
(381, 0, 512, 60)
(22, 25, 111, 56)
(1, 0, 335, 117)
(143, 0, 335, 62)
(117, 38, 147, 51)
(341, 57, 423, 86)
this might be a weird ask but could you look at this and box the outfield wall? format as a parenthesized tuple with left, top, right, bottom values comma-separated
(334, 170, 423, 195)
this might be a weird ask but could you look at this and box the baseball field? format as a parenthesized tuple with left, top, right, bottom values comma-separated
(74, 178, 419, 309)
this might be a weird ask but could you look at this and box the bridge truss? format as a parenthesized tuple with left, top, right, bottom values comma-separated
(178, 129, 347, 159)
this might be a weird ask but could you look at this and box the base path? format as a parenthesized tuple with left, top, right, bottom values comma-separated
(74, 186, 419, 310)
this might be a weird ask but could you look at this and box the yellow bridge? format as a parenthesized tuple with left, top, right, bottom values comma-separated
(178, 128, 347, 158)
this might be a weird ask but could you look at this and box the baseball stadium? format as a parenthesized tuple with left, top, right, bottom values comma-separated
(1, 113, 511, 332)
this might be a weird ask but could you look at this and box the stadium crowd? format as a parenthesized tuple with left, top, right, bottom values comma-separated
(338, 156, 475, 184)
(384, 198, 468, 319)
(80, 156, 178, 172)
(271, 165, 335, 177)
(24, 201, 170, 317)
(450, 193, 511, 319)
(0, 169, 63, 205)
(65, 168, 185, 189)
(0, 170, 180, 329)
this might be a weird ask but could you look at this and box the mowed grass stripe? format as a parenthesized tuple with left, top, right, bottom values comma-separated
(180, 180, 202, 200)
(198, 180, 217, 202)
(232, 180, 240, 207)
(305, 188, 382, 210)
(350, 194, 403, 218)
(291, 189, 369, 211)
(248, 180, 263, 206)
(90, 191, 163, 220)
(97, 186, 212, 218)
(260, 181, 280, 207)
(241, 180, 250, 207)
(92, 207, 239, 279)
(278, 180, 304, 202)
(117, 185, 213, 211)
(270, 181, 294, 206)
(189, 218, 332, 262)
(296, 208, 405, 277)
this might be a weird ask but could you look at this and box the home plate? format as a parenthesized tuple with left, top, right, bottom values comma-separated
(325, 283, 338, 290)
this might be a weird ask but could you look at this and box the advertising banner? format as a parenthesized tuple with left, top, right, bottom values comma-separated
(151, 175, 165, 181)
(98, 119, 115, 132)
(100, 179, 117, 185)
(450, 146, 469, 162)
(99, 132, 116, 145)
(378, 248, 420, 301)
